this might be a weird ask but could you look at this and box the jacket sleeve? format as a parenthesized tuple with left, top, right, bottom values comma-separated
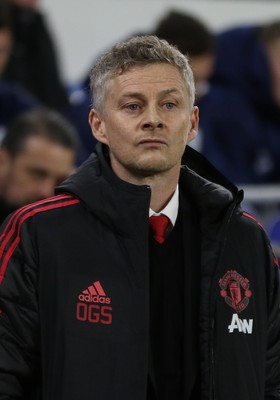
(265, 243, 280, 399)
(0, 213, 40, 398)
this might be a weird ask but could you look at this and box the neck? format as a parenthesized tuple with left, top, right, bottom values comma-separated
(112, 163, 180, 212)
(148, 175, 178, 212)
(107, 144, 181, 211)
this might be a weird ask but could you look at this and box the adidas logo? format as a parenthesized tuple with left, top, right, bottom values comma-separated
(76, 280, 113, 325)
(78, 280, 111, 304)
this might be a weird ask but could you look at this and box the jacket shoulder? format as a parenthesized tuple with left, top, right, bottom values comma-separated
(0, 194, 80, 284)
(2, 193, 80, 226)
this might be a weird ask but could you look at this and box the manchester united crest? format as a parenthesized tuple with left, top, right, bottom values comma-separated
(219, 270, 252, 313)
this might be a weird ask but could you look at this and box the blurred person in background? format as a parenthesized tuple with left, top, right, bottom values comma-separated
(2, 0, 69, 112)
(0, 0, 39, 138)
(152, 9, 215, 102)
(0, 108, 77, 223)
(199, 20, 280, 184)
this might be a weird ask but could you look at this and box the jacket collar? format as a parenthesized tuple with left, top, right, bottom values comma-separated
(56, 143, 151, 237)
(56, 143, 242, 233)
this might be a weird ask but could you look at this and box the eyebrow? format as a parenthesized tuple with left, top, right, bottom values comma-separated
(119, 88, 183, 100)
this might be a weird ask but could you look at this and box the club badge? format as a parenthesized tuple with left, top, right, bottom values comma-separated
(219, 270, 252, 313)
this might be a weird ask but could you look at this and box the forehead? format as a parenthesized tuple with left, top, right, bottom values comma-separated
(107, 63, 188, 95)
(17, 136, 71, 161)
(17, 135, 74, 168)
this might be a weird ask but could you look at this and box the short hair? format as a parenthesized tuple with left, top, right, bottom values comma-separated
(2, 108, 78, 156)
(153, 10, 215, 57)
(89, 35, 195, 115)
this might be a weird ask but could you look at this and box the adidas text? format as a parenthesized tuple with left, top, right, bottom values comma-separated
(228, 313, 253, 334)
(78, 293, 111, 304)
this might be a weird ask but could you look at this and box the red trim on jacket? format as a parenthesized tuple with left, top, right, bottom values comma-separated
(0, 194, 74, 243)
(0, 195, 80, 284)
(242, 211, 265, 230)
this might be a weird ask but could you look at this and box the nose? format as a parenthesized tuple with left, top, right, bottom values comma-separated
(141, 106, 163, 130)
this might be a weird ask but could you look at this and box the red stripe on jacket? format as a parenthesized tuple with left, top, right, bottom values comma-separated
(242, 211, 265, 230)
(0, 194, 74, 244)
(0, 195, 80, 284)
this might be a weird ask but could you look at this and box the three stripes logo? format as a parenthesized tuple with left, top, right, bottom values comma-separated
(76, 281, 113, 325)
(78, 280, 111, 304)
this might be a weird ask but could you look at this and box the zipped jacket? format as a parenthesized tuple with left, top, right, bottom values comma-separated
(0, 144, 279, 399)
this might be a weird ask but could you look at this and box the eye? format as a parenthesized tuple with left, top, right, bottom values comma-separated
(164, 102, 176, 109)
(127, 103, 140, 111)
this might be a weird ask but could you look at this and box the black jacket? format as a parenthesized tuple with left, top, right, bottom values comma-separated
(0, 144, 279, 399)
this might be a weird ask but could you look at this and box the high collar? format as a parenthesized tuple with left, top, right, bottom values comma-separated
(56, 143, 151, 237)
(56, 143, 242, 234)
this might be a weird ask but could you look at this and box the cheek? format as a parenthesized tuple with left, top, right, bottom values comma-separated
(11, 172, 32, 193)
(9, 165, 24, 184)
(104, 121, 130, 148)
(173, 121, 191, 144)
(4, 171, 30, 202)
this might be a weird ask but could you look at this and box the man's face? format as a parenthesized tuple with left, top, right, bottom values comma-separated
(0, 135, 75, 208)
(89, 63, 198, 184)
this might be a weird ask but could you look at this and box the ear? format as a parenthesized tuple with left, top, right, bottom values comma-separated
(187, 106, 199, 143)
(88, 108, 109, 145)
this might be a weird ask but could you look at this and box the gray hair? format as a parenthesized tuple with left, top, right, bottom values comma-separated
(89, 35, 195, 115)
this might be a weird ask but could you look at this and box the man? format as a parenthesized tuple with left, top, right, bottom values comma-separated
(0, 108, 77, 222)
(0, 35, 279, 400)
(67, 10, 215, 165)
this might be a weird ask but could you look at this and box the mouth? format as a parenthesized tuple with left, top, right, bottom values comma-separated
(138, 138, 167, 146)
